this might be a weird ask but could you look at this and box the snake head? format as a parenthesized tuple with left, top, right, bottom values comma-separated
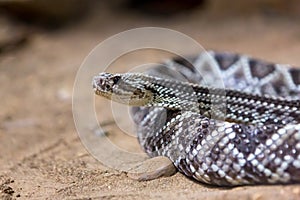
(93, 72, 120, 95)
(93, 72, 153, 106)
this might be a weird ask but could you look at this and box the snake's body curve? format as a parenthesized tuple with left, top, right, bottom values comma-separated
(93, 51, 300, 186)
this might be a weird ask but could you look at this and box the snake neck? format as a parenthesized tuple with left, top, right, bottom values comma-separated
(142, 75, 300, 126)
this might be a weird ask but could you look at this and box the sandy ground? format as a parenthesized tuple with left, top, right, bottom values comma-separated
(1, 2, 300, 199)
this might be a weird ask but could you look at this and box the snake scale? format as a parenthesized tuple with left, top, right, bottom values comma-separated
(93, 51, 300, 186)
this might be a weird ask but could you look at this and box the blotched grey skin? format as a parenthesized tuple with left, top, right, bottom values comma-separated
(93, 51, 300, 186)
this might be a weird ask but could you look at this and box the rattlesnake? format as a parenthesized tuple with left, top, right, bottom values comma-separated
(93, 51, 300, 186)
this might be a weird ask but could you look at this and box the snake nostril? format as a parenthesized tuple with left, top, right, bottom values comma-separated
(92, 76, 106, 91)
(98, 78, 103, 86)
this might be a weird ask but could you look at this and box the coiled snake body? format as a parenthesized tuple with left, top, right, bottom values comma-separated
(93, 51, 300, 186)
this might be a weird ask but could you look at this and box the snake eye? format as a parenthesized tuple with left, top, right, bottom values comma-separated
(112, 76, 121, 84)
(105, 84, 111, 90)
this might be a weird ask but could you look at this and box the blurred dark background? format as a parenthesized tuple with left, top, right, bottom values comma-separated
(1, 0, 300, 54)
(1, 0, 300, 26)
